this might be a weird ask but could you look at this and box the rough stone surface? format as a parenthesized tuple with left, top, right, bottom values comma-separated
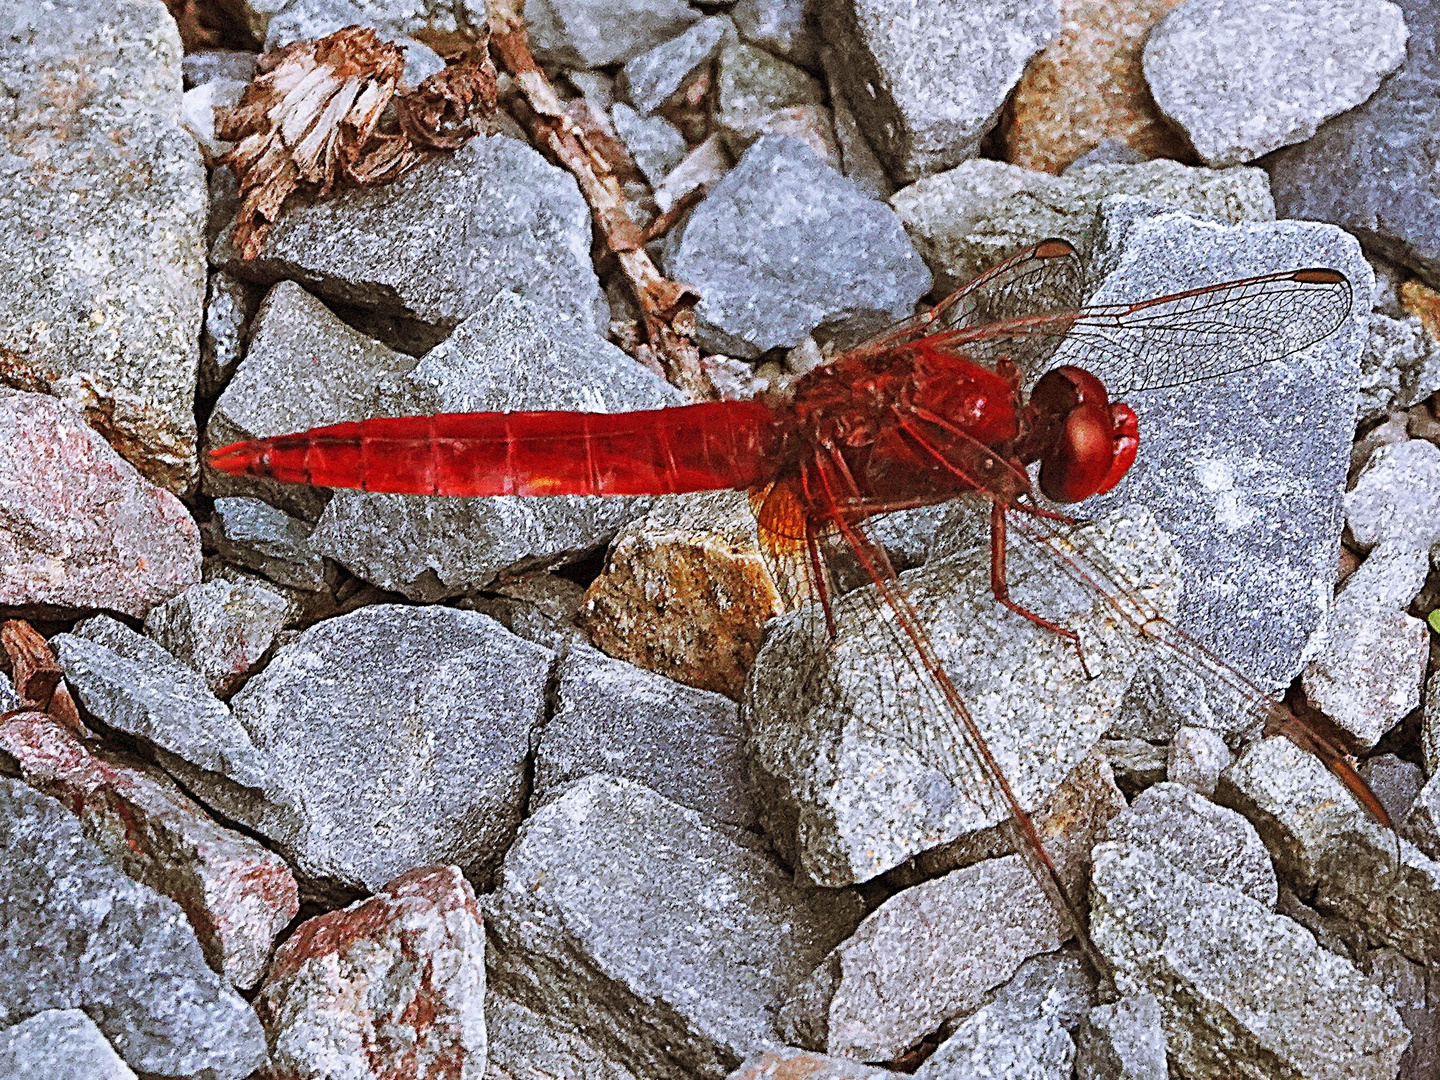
(1358, 314, 1440, 425)
(206, 496, 328, 592)
(727, 1048, 893, 1080)
(525, 0, 699, 69)
(654, 132, 732, 214)
(1358, 754, 1425, 831)
(486, 775, 864, 1080)
(1075, 994, 1168, 1080)
(56, 614, 271, 795)
(202, 280, 414, 520)
(0, 1011, 137, 1080)
(175, 604, 550, 898)
(746, 507, 1180, 888)
(261, 0, 469, 51)
(256, 865, 486, 1080)
(1338, 537, 1429, 610)
(1218, 735, 1440, 964)
(913, 953, 1088, 1080)
(732, 0, 818, 68)
(198, 271, 260, 401)
(619, 16, 732, 115)
(536, 645, 754, 829)
(0, 0, 207, 492)
(889, 158, 1274, 294)
(776, 854, 1066, 1061)
(0, 389, 202, 618)
(578, 491, 782, 699)
(1364, 946, 1440, 1080)
(819, 0, 1060, 182)
(182, 49, 257, 87)
(486, 992, 641, 1080)
(1266, 0, 1440, 290)
(0, 710, 298, 990)
(1091, 838, 1410, 1080)
(1346, 439, 1440, 551)
(820, 47, 892, 199)
(0, 778, 266, 1080)
(667, 135, 930, 358)
(1066, 207, 1371, 691)
(1100, 782, 1277, 908)
(1405, 773, 1440, 861)
(1143, 0, 1408, 167)
(712, 39, 824, 154)
(143, 579, 295, 698)
(610, 102, 688, 188)
(309, 291, 682, 601)
(1166, 725, 1234, 797)
(1302, 600, 1428, 748)
(1001, 0, 1188, 173)
(214, 135, 607, 338)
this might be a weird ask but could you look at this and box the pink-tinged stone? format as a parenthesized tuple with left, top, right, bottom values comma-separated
(0, 710, 298, 989)
(256, 865, 487, 1080)
(0, 389, 201, 618)
(726, 1047, 895, 1079)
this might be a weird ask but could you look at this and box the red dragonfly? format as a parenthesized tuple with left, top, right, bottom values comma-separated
(210, 239, 1381, 974)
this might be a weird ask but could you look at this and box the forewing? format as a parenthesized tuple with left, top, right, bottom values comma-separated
(912, 267, 1352, 394)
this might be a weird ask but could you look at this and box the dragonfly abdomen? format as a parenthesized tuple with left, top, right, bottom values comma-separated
(208, 400, 791, 497)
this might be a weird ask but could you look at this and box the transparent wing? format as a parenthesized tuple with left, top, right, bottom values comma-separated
(910, 267, 1352, 396)
(849, 239, 1084, 360)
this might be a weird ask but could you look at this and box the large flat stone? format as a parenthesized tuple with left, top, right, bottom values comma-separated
(175, 604, 551, 898)
(1090, 839, 1410, 1080)
(0, 389, 201, 618)
(1265, 0, 1440, 289)
(665, 135, 930, 358)
(485, 775, 864, 1080)
(818, 0, 1060, 182)
(214, 135, 607, 338)
(745, 507, 1179, 887)
(0, 0, 207, 492)
(1142, 0, 1408, 167)
(1066, 206, 1371, 690)
(0, 779, 266, 1080)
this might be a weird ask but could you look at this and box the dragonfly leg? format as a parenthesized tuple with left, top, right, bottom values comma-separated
(990, 501, 1092, 679)
(1008, 494, 1077, 526)
(806, 523, 840, 642)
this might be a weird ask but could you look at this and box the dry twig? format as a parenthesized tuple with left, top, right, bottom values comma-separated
(218, 26, 497, 260)
(486, 0, 715, 401)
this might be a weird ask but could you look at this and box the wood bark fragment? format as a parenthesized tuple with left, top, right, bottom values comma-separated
(486, 0, 716, 401)
(0, 620, 86, 737)
(218, 26, 497, 260)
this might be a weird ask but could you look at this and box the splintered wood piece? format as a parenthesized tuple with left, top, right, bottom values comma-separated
(1, 619, 61, 709)
(218, 26, 497, 260)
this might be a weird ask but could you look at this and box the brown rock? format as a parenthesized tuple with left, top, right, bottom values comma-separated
(0, 710, 298, 989)
(0, 389, 201, 618)
(1000, 0, 1190, 174)
(256, 864, 486, 1080)
(578, 491, 782, 699)
(1403, 279, 1440, 345)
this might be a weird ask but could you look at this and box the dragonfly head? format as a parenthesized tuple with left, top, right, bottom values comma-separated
(1025, 366, 1139, 503)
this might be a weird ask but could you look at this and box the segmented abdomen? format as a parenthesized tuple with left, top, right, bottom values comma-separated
(208, 399, 791, 497)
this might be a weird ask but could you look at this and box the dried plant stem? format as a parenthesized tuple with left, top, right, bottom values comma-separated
(486, 0, 715, 401)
